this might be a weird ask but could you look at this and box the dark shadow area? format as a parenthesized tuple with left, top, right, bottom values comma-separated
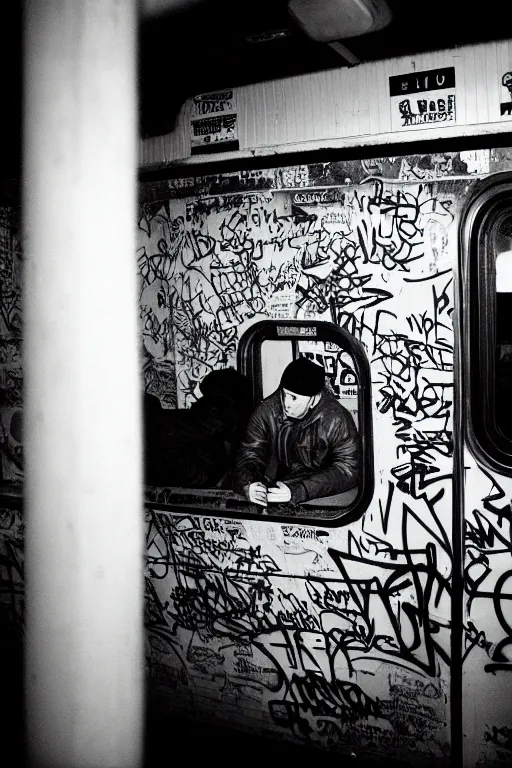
(0, 614, 24, 767)
(144, 711, 414, 766)
(2, 662, 413, 767)
(4, 702, 415, 766)
(144, 368, 253, 490)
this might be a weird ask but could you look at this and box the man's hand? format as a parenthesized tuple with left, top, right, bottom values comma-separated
(267, 481, 291, 503)
(245, 482, 268, 507)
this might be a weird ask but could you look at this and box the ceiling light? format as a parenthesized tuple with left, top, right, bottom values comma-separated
(288, 0, 392, 43)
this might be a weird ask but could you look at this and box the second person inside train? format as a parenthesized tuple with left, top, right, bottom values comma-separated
(233, 356, 360, 507)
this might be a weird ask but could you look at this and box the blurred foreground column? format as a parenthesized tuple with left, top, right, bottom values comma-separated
(22, 1, 143, 766)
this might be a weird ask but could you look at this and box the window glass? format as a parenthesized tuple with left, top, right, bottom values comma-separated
(261, 340, 294, 398)
(494, 214, 512, 442)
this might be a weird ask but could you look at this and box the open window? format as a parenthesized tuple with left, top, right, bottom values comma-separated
(236, 319, 372, 523)
(145, 319, 373, 525)
(464, 174, 512, 472)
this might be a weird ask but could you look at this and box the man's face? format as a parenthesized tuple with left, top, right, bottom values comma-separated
(282, 388, 315, 419)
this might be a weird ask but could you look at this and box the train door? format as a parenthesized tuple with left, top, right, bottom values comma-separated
(141, 169, 465, 766)
(461, 173, 512, 768)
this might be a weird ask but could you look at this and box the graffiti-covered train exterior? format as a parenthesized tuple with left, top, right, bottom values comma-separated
(3, 42, 512, 766)
(134, 150, 512, 768)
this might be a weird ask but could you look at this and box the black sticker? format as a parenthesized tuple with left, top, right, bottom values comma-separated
(389, 67, 455, 97)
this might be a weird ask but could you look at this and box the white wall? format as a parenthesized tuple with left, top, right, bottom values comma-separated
(140, 40, 512, 168)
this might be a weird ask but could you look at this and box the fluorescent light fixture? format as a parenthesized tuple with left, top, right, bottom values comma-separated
(288, 0, 392, 43)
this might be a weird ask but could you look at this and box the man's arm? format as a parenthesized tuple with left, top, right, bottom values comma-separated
(233, 408, 270, 496)
(286, 414, 360, 504)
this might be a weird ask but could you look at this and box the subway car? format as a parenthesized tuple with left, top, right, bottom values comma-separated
(3, 40, 512, 768)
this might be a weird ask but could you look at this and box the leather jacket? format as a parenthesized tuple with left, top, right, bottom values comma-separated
(233, 388, 360, 504)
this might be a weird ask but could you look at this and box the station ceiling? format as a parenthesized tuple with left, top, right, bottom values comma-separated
(1, 1, 510, 178)
(139, 0, 512, 137)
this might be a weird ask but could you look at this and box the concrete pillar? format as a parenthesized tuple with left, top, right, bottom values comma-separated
(22, 1, 143, 766)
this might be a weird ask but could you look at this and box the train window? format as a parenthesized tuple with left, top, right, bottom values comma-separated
(465, 175, 512, 471)
(236, 320, 373, 524)
(145, 319, 373, 525)
(495, 222, 512, 441)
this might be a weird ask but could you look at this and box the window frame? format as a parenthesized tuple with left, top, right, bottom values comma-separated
(237, 318, 374, 525)
(463, 173, 512, 474)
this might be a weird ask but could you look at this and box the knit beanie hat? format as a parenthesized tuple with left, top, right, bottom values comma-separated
(280, 357, 326, 397)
